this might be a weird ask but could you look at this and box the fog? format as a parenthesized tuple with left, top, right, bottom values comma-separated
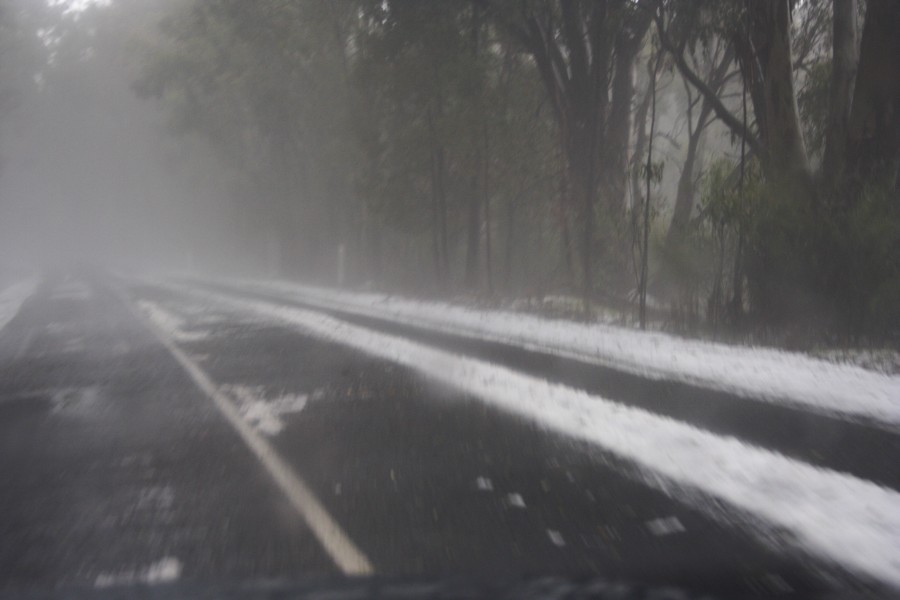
(0, 0, 242, 274)
(0, 2, 897, 593)
(0, 0, 734, 283)
(1, 0, 896, 342)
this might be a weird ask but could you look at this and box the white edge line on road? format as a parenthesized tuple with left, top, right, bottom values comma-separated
(235, 280, 900, 432)
(119, 290, 374, 576)
(175, 283, 900, 590)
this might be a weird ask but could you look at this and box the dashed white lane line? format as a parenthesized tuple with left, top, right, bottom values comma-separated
(121, 290, 374, 576)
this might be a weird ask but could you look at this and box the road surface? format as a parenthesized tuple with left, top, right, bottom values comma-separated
(0, 271, 895, 597)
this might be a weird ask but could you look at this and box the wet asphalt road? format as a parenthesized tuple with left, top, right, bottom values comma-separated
(0, 273, 893, 596)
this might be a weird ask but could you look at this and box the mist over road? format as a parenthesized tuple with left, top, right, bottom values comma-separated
(1, 271, 896, 597)
(2, 0, 899, 596)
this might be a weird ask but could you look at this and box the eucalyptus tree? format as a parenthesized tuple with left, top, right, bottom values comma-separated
(485, 0, 653, 305)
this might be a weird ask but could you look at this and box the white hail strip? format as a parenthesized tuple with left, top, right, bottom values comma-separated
(180, 286, 900, 589)
(235, 280, 900, 430)
(124, 292, 373, 576)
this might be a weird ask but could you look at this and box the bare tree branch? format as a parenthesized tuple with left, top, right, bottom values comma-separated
(653, 8, 762, 156)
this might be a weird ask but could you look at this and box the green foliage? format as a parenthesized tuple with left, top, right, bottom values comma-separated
(826, 184, 900, 338)
(698, 158, 760, 231)
(124, 0, 897, 343)
(664, 144, 899, 344)
(744, 177, 900, 343)
(352, 0, 560, 287)
(655, 156, 763, 330)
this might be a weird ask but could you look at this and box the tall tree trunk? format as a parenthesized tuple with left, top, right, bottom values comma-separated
(504, 192, 517, 290)
(465, 2, 494, 293)
(630, 54, 655, 288)
(464, 177, 481, 288)
(561, 127, 594, 309)
(752, 1, 813, 191)
(604, 6, 651, 216)
(603, 32, 637, 222)
(669, 99, 712, 237)
(369, 211, 383, 284)
(730, 79, 749, 324)
(482, 121, 493, 294)
(580, 124, 597, 315)
(669, 135, 701, 235)
(845, 0, 900, 194)
(436, 145, 450, 279)
(631, 81, 651, 213)
(640, 48, 658, 330)
(502, 0, 617, 307)
(428, 63, 450, 285)
(822, 0, 858, 187)
(427, 108, 448, 283)
(557, 130, 577, 283)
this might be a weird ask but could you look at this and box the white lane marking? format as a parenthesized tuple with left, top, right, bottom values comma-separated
(173, 285, 900, 588)
(122, 291, 373, 576)
(229, 280, 900, 431)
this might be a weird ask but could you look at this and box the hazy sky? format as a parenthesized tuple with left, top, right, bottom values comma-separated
(0, 0, 236, 271)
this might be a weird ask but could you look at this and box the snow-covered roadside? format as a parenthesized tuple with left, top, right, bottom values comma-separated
(228, 280, 900, 430)
(170, 284, 900, 589)
(812, 347, 900, 376)
(0, 277, 39, 332)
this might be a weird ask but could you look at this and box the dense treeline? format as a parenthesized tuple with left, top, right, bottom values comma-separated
(46, 1, 900, 343)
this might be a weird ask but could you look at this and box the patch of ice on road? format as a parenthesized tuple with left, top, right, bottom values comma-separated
(185, 288, 900, 588)
(51, 386, 100, 417)
(646, 516, 686, 536)
(0, 277, 38, 333)
(138, 300, 210, 343)
(225, 385, 308, 436)
(476, 476, 493, 491)
(94, 557, 182, 588)
(506, 493, 526, 508)
(547, 529, 565, 547)
(241, 280, 900, 429)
